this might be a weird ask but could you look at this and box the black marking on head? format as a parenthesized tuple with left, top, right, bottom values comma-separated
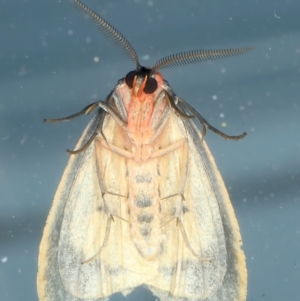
(125, 67, 157, 94)
(139, 225, 152, 236)
(134, 195, 152, 208)
(144, 77, 157, 94)
(135, 173, 152, 183)
(124, 70, 135, 88)
(137, 213, 154, 224)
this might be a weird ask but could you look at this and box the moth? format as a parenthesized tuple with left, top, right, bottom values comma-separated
(38, 1, 251, 300)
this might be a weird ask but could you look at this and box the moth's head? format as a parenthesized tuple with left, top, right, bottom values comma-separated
(124, 66, 164, 96)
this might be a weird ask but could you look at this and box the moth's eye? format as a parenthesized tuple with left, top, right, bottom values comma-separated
(144, 77, 157, 94)
(125, 71, 136, 88)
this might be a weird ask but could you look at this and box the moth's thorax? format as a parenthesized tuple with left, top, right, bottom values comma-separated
(116, 72, 169, 162)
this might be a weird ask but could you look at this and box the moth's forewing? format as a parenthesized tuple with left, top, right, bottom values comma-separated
(190, 115, 247, 301)
(160, 101, 247, 301)
(37, 115, 100, 300)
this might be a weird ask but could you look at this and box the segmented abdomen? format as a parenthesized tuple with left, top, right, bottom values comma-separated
(127, 159, 162, 260)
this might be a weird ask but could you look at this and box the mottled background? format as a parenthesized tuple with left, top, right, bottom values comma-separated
(1, 0, 299, 300)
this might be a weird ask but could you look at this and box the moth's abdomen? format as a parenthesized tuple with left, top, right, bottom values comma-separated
(127, 160, 162, 260)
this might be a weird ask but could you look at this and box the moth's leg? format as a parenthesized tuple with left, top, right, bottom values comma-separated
(67, 131, 98, 154)
(177, 218, 212, 262)
(98, 139, 134, 159)
(44, 95, 126, 125)
(67, 111, 107, 154)
(147, 91, 174, 143)
(45, 93, 129, 154)
(177, 96, 247, 140)
(165, 90, 194, 119)
(98, 137, 187, 160)
(44, 101, 101, 123)
(66, 101, 128, 154)
(160, 216, 177, 228)
(150, 139, 186, 159)
(81, 148, 130, 264)
(160, 193, 212, 262)
(110, 213, 129, 224)
(81, 211, 130, 264)
(81, 215, 112, 264)
(145, 91, 191, 147)
(95, 146, 128, 203)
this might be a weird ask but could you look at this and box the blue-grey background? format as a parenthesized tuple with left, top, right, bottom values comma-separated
(1, 0, 299, 300)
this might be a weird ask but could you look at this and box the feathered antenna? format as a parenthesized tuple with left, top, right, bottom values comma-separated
(151, 48, 254, 73)
(73, 0, 253, 75)
(72, 0, 140, 69)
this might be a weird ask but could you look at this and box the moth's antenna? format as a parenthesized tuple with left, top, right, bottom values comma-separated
(73, 0, 140, 69)
(152, 47, 254, 73)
